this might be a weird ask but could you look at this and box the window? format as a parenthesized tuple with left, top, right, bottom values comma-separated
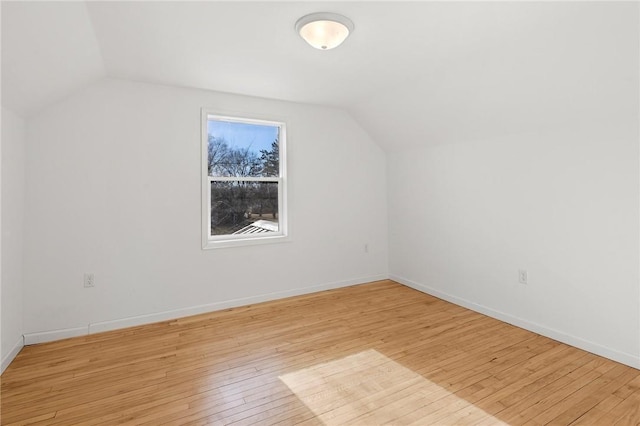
(202, 111, 287, 249)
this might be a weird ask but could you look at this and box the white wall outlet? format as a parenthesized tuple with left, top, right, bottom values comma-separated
(84, 273, 95, 288)
(518, 269, 528, 285)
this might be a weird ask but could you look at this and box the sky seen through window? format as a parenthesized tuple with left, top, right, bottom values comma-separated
(208, 120, 278, 155)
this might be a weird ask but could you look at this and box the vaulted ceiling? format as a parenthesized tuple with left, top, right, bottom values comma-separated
(2, 1, 636, 150)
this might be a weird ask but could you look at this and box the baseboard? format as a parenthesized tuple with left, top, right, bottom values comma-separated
(390, 274, 640, 370)
(1, 336, 25, 374)
(23, 274, 388, 345)
(24, 326, 89, 345)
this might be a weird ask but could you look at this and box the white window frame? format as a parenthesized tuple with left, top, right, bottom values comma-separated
(201, 109, 288, 249)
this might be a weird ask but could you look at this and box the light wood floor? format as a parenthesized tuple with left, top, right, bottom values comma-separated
(2, 280, 640, 425)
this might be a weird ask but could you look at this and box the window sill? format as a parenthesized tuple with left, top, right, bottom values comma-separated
(203, 234, 290, 250)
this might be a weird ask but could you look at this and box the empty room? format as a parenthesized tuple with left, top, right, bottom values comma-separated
(1, 1, 639, 424)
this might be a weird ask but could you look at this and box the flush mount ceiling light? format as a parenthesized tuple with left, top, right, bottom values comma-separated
(295, 12, 354, 50)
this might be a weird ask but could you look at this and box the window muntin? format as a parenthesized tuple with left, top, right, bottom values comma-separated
(202, 112, 287, 248)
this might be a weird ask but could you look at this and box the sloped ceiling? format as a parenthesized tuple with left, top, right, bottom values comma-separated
(1, 1, 105, 118)
(2, 2, 636, 150)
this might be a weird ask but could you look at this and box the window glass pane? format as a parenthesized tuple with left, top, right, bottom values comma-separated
(210, 181, 279, 236)
(208, 119, 279, 178)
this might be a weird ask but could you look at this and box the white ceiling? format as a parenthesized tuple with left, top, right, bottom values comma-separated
(2, 1, 636, 150)
(1, 1, 105, 118)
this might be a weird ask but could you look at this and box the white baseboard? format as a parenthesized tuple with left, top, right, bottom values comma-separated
(23, 274, 388, 345)
(24, 326, 89, 345)
(390, 274, 640, 370)
(1, 336, 25, 374)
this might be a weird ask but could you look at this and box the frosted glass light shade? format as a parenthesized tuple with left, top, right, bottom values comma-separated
(295, 13, 354, 50)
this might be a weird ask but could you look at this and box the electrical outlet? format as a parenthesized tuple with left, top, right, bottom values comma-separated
(364, 243, 369, 253)
(518, 269, 528, 285)
(84, 273, 95, 288)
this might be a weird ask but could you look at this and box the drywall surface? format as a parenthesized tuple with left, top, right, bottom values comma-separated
(387, 2, 639, 367)
(2, 107, 25, 371)
(349, 2, 638, 152)
(23, 78, 388, 337)
(388, 120, 639, 366)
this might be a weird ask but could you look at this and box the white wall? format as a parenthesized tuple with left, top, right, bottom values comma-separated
(2, 107, 25, 371)
(388, 118, 639, 367)
(386, 2, 639, 369)
(22, 78, 388, 339)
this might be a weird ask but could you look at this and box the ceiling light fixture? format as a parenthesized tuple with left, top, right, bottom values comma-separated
(295, 12, 354, 50)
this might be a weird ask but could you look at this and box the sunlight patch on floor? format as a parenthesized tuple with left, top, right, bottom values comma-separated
(279, 349, 507, 425)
